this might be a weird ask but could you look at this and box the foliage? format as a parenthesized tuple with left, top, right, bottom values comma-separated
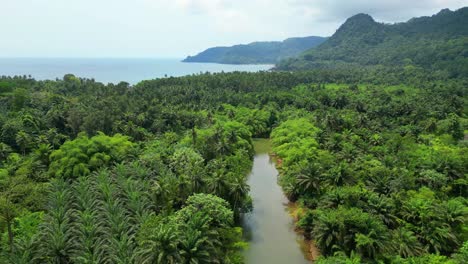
(278, 8, 468, 78)
(0, 47, 466, 263)
(48, 133, 136, 179)
(184, 36, 326, 64)
(271, 78, 467, 262)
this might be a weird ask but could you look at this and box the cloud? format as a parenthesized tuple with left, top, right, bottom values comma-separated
(289, 0, 466, 22)
(1, 0, 467, 57)
(171, 0, 225, 14)
(157, 0, 467, 38)
(163, 0, 270, 33)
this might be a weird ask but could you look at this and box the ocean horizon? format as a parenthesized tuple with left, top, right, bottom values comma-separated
(0, 58, 273, 84)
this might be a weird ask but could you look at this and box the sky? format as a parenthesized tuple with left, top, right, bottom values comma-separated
(1, 0, 467, 58)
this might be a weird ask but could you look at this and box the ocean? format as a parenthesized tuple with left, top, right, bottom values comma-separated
(0, 58, 273, 84)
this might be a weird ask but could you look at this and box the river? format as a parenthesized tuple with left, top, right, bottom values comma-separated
(243, 139, 310, 263)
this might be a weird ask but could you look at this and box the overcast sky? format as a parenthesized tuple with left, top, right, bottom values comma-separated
(1, 0, 467, 58)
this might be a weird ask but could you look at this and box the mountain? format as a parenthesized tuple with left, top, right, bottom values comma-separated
(277, 7, 468, 77)
(183, 36, 327, 64)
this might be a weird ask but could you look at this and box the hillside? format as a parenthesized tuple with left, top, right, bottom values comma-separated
(277, 7, 468, 77)
(183, 36, 327, 64)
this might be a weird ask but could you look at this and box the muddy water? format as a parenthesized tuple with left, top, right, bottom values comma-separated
(243, 139, 310, 264)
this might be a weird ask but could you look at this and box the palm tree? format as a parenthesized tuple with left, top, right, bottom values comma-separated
(71, 176, 107, 263)
(420, 224, 458, 255)
(228, 174, 250, 214)
(7, 235, 38, 264)
(312, 211, 345, 255)
(212, 125, 229, 156)
(15, 131, 31, 155)
(116, 172, 153, 224)
(176, 175, 192, 203)
(441, 198, 466, 230)
(21, 113, 40, 132)
(0, 195, 18, 252)
(280, 178, 299, 201)
(71, 209, 107, 263)
(189, 170, 205, 194)
(37, 179, 74, 263)
(179, 230, 212, 264)
(391, 227, 425, 258)
(355, 230, 390, 259)
(0, 142, 12, 160)
(151, 175, 178, 212)
(94, 171, 136, 263)
(137, 224, 180, 264)
(323, 163, 352, 187)
(365, 173, 392, 195)
(215, 139, 229, 157)
(296, 164, 322, 195)
(206, 173, 227, 198)
(366, 193, 397, 227)
(33, 143, 52, 166)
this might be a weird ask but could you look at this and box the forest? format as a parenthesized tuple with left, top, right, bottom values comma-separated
(277, 7, 468, 78)
(0, 66, 466, 263)
(183, 36, 326, 64)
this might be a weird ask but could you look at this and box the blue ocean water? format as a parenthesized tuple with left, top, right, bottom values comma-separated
(0, 58, 273, 84)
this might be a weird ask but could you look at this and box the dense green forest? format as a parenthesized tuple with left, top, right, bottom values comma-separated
(277, 7, 468, 78)
(270, 84, 467, 263)
(183, 36, 327, 64)
(0, 66, 466, 263)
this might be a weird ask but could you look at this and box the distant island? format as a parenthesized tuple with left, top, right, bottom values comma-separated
(183, 36, 327, 64)
(277, 7, 468, 77)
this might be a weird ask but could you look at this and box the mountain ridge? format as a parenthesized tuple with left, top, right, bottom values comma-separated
(276, 7, 468, 77)
(183, 36, 327, 64)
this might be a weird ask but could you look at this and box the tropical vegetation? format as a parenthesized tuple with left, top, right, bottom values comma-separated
(0, 6, 467, 264)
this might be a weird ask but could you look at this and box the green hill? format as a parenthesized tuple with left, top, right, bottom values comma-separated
(277, 7, 468, 77)
(183, 36, 327, 64)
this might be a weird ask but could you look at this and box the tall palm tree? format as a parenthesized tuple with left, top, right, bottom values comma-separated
(7, 235, 38, 264)
(71, 176, 106, 263)
(206, 173, 227, 199)
(189, 170, 206, 194)
(228, 174, 250, 214)
(36, 179, 74, 263)
(150, 176, 178, 212)
(15, 131, 31, 156)
(0, 195, 18, 252)
(118, 176, 153, 225)
(94, 171, 136, 263)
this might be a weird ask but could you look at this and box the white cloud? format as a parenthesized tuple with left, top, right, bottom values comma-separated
(288, 0, 467, 22)
(0, 0, 466, 57)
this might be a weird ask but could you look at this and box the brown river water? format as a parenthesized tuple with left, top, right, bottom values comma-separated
(242, 139, 311, 264)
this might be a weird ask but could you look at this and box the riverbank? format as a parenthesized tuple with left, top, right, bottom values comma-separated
(270, 151, 320, 262)
(242, 139, 310, 264)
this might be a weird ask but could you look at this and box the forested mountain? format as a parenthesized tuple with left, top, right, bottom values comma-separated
(277, 7, 468, 77)
(183, 36, 327, 64)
